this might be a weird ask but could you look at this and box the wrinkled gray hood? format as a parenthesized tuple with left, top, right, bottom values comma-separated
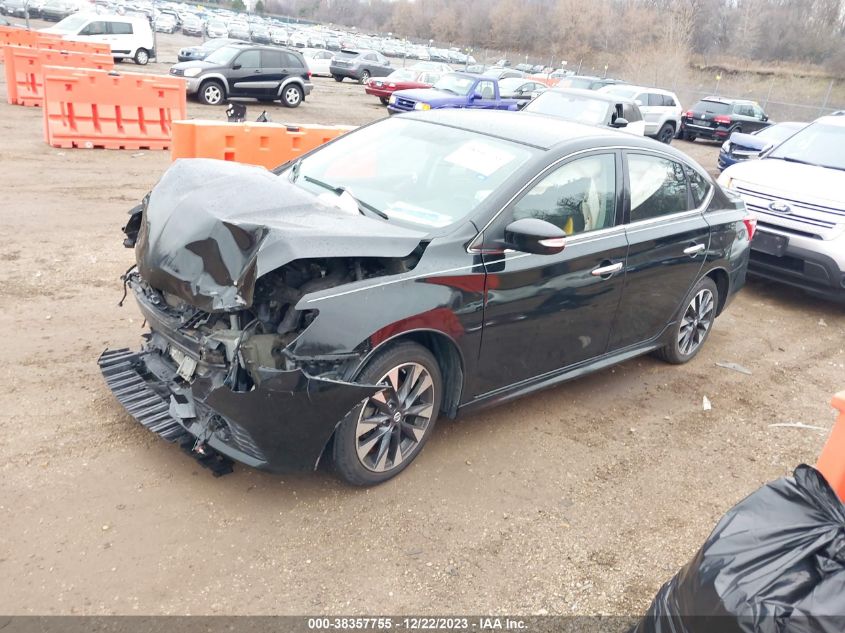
(136, 159, 426, 312)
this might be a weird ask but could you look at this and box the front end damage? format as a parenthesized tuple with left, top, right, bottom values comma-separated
(101, 159, 429, 474)
(100, 271, 384, 473)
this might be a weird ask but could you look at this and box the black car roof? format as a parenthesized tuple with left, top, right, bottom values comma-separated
(544, 87, 638, 104)
(403, 109, 663, 151)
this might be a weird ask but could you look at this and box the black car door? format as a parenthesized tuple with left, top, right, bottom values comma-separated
(258, 49, 285, 97)
(607, 151, 710, 351)
(228, 49, 262, 97)
(474, 151, 628, 395)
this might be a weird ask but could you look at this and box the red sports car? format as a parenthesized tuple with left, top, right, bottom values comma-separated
(365, 69, 443, 105)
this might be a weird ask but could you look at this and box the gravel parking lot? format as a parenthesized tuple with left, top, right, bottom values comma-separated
(1, 25, 843, 617)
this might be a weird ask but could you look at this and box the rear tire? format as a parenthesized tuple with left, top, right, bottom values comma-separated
(281, 84, 303, 108)
(654, 276, 719, 365)
(133, 48, 149, 65)
(379, 97, 389, 105)
(359, 70, 371, 84)
(333, 75, 343, 82)
(332, 342, 443, 486)
(683, 129, 697, 141)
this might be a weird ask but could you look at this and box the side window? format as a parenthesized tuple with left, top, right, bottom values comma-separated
(647, 93, 663, 106)
(81, 21, 107, 35)
(752, 105, 765, 119)
(663, 95, 677, 107)
(622, 103, 641, 122)
(510, 154, 617, 235)
(109, 22, 133, 35)
(235, 50, 260, 68)
(282, 52, 303, 67)
(364, 53, 376, 62)
(261, 50, 283, 68)
(685, 166, 712, 208)
(477, 81, 495, 99)
(628, 154, 690, 222)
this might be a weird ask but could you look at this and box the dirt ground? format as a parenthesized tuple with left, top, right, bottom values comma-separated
(1, 24, 844, 618)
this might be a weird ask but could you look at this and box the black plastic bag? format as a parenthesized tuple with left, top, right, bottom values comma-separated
(632, 465, 845, 633)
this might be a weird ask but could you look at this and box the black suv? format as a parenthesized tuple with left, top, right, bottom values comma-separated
(170, 43, 313, 108)
(681, 97, 770, 142)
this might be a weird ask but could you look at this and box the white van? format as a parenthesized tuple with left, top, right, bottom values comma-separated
(42, 13, 154, 65)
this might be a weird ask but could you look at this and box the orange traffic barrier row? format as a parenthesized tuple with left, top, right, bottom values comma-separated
(0, 26, 109, 58)
(4, 45, 114, 106)
(817, 391, 845, 503)
(42, 67, 186, 150)
(170, 120, 355, 169)
(38, 38, 111, 56)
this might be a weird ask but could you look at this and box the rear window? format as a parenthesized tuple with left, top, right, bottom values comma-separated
(693, 100, 731, 114)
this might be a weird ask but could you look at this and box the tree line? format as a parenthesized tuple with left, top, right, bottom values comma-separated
(263, 0, 845, 73)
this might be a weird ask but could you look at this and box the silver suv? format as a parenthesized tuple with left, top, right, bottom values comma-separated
(599, 85, 682, 143)
(718, 114, 845, 301)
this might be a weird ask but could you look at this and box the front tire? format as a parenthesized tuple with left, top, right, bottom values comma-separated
(655, 276, 719, 365)
(332, 342, 443, 486)
(333, 75, 343, 82)
(379, 97, 389, 105)
(657, 123, 675, 144)
(198, 79, 225, 105)
(133, 48, 149, 65)
(683, 129, 697, 141)
(359, 70, 370, 84)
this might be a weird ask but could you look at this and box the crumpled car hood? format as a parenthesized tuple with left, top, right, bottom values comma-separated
(135, 159, 426, 312)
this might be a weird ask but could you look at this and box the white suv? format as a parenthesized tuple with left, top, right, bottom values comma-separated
(718, 114, 845, 301)
(599, 84, 682, 144)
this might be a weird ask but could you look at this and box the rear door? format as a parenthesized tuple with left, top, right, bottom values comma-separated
(475, 151, 628, 394)
(229, 49, 262, 97)
(259, 49, 284, 96)
(608, 151, 710, 351)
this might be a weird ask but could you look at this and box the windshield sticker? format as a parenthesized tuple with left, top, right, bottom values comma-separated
(444, 141, 516, 177)
(386, 201, 453, 227)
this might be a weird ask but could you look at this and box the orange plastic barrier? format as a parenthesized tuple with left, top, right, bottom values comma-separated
(42, 67, 186, 150)
(0, 27, 110, 59)
(4, 46, 114, 106)
(38, 39, 111, 55)
(817, 391, 845, 503)
(0, 26, 60, 52)
(170, 120, 356, 169)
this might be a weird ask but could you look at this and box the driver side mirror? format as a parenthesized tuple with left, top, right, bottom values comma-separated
(610, 117, 629, 128)
(503, 218, 567, 255)
(470, 92, 483, 101)
(232, 63, 242, 70)
(762, 114, 769, 122)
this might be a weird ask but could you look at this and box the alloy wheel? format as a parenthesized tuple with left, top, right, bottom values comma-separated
(355, 362, 435, 473)
(678, 288, 715, 355)
(284, 86, 302, 106)
(204, 84, 222, 105)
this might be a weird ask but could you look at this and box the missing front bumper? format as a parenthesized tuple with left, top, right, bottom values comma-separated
(98, 346, 380, 473)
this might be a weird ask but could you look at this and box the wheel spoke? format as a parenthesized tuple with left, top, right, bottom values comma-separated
(373, 432, 391, 470)
(386, 367, 401, 392)
(403, 372, 433, 408)
(405, 402, 434, 419)
(402, 421, 426, 442)
(357, 412, 389, 435)
(357, 426, 390, 462)
(397, 364, 417, 403)
(391, 427, 404, 467)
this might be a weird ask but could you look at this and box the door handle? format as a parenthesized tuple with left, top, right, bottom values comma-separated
(683, 243, 706, 256)
(591, 262, 624, 277)
(253, 70, 262, 74)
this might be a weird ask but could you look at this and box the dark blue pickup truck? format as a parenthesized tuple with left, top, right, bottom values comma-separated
(387, 72, 521, 114)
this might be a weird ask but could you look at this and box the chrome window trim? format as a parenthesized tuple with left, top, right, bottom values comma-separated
(468, 145, 713, 253)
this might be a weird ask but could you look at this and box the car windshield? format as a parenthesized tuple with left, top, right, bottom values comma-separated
(286, 117, 537, 228)
(208, 20, 225, 28)
(202, 38, 230, 51)
(601, 85, 638, 99)
(754, 122, 805, 144)
(386, 69, 416, 82)
(433, 74, 475, 96)
(693, 100, 731, 114)
(560, 77, 596, 90)
(523, 92, 611, 125)
(51, 13, 89, 32)
(204, 45, 239, 65)
(766, 122, 845, 171)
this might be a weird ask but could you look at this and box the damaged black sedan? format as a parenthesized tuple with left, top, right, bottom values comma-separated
(101, 110, 753, 485)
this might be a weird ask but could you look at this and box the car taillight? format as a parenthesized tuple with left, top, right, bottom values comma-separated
(307, 70, 312, 79)
(714, 115, 732, 124)
(685, 110, 693, 118)
(743, 216, 757, 241)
